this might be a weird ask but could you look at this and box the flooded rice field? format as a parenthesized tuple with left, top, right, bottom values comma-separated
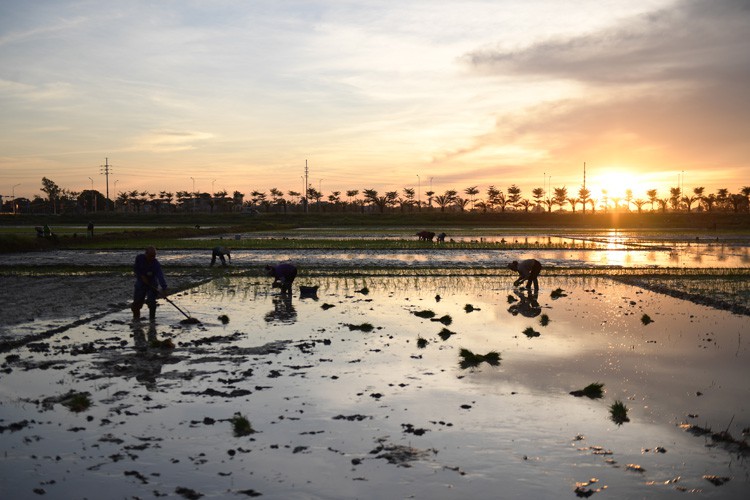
(4, 243, 750, 269)
(1, 274, 748, 499)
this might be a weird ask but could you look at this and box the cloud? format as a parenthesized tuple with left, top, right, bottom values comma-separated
(132, 130, 216, 153)
(456, 0, 750, 188)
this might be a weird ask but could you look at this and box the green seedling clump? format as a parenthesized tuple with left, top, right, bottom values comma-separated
(149, 338, 175, 349)
(464, 304, 479, 313)
(610, 400, 630, 425)
(438, 328, 456, 341)
(347, 323, 375, 332)
(540, 314, 550, 326)
(570, 382, 604, 399)
(432, 314, 453, 326)
(523, 327, 540, 338)
(62, 392, 92, 413)
(550, 288, 568, 299)
(507, 295, 517, 303)
(230, 412, 255, 437)
(218, 314, 230, 324)
(413, 310, 436, 319)
(641, 314, 654, 325)
(417, 336, 428, 349)
(459, 348, 501, 369)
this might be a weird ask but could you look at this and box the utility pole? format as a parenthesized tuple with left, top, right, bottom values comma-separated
(12, 183, 20, 215)
(417, 174, 421, 211)
(304, 160, 309, 214)
(88, 176, 95, 212)
(100, 157, 112, 210)
(583, 162, 586, 190)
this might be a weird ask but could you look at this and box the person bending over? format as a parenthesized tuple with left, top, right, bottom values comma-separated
(266, 263, 297, 295)
(508, 259, 542, 290)
(211, 246, 231, 266)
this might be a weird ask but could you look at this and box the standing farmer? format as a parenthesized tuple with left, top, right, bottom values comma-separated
(210, 246, 231, 266)
(508, 259, 542, 291)
(132, 246, 168, 322)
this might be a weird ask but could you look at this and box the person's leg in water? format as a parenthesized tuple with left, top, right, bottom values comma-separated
(210, 250, 217, 266)
(132, 284, 147, 320)
(219, 253, 226, 266)
(527, 261, 542, 290)
(146, 287, 158, 322)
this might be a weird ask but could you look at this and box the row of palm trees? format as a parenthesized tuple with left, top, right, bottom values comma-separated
(105, 183, 750, 214)
(12, 177, 750, 214)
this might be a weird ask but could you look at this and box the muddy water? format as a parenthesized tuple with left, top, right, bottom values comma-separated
(1, 276, 747, 498)
(4, 244, 749, 268)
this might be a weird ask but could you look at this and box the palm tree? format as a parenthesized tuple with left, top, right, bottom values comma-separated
(402, 188, 416, 211)
(486, 185, 500, 211)
(453, 196, 470, 212)
(669, 187, 681, 211)
(532, 187, 544, 211)
(507, 185, 522, 209)
(578, 187, 591, 214)
(425, 190, 435, 209)
(716, 188, 729, 211)
(633, 199, 647, 213)
(567, 197, 578, 213)
(554, 187, 568, 211)
(346, 189, 359, 212)
(464, 186, 479, 210)
(600, 189, 609, 213)
(646, 189, 658, 212)
(624, 189, 633, 212)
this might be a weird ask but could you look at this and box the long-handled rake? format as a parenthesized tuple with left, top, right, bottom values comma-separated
(151, 285, 200, 324)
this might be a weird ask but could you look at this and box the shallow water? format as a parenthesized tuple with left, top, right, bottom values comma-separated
(1, 276, 747, 498)
(4, 244, 749, 269)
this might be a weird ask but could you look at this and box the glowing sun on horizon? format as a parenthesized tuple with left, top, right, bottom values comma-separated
(591, 169, 641, 198)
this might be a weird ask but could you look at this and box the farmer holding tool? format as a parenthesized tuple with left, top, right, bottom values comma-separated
(266, 263, 297, 295)
(210, 245, 231, 266)
(508, 258, 542, 291)
(131, 246, 168, 322)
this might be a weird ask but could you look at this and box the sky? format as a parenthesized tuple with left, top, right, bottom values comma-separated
(1, 0, 748, 203)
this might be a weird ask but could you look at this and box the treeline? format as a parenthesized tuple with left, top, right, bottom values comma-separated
(3, 177, 750, 215)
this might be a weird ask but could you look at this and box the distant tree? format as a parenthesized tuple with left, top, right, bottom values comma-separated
(507, 185, 522, 208)
(554, 187, 568, 211)
(578, 187, 591, 215)
(632, 199, 647, 213)
(464, 186, 479, 210)
(716, 188, 729, 211)
(496, 191, 509, 212)
(624, 189, 633, 211)
(346, 189, 359, 211)
(40, 177, 61, 214)
(532, 187, 544, 210)
(486, 185, 500, 211)
(453, 196, 470, 212)
(600, 189, 609, 213)
(669, 187, 681, 211)
(567, 197, 578, 213)
(646, 189, 658, 212)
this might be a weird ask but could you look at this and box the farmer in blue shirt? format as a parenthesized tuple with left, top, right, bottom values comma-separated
(131, 246, 168, 321)
(266, 263, 297, 295)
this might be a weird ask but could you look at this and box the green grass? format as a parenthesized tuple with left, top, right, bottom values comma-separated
(438, 328, 456, 341)
(610, 400, 630, 424)
(459, 348, 501, 369)
(570, 382, 604, 399)
(523, 327, 541, 338)
(62, 392, 92, 413)
(346, 323, 375, 332)
(230, 412, 255, 437)
(413, 310, 435, 319)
